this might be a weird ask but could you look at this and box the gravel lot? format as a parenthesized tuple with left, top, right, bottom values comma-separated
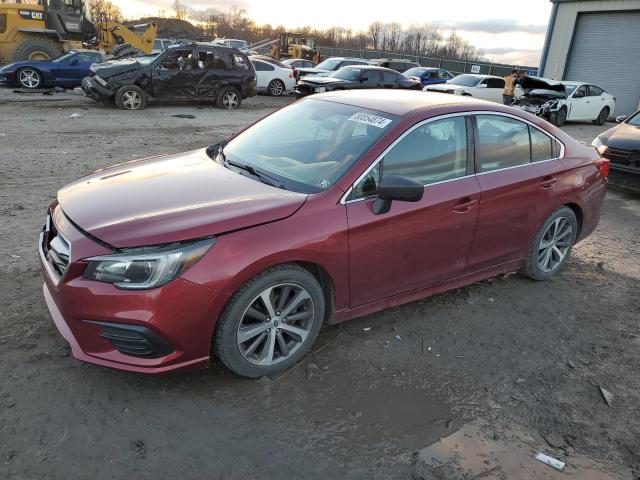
(1, 88, 638, 479)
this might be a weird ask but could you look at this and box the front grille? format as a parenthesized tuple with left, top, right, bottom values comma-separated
(603, 148, 640, 168)
(40, 213, 71, 280)
(90, 322, 175, 359)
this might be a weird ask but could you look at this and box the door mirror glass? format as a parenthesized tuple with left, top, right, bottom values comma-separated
(615, 115, 627, 123)
(68, 58, 79, 66)
(476, 83, 487, 88)
(359, 76, 368, 82)
(372, 175, 424, 215)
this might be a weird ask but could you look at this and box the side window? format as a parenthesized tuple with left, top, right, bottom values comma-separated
(530, 127, 554, 162)
(574, 86, 587, 97)
(476, 115, 530, 172)
(159, 50, 194, 70)
(365, 70, 381, 82)
(588, 85, 603, 96)
(486, 78, 505, 89)
(253, 60, 274, 72)
(198, 50, 226, 69)
(90, 53, 103, 64)
(230, 53, 249, 70)
(382, 71, 398, 82)
(0, 14, 6, 35)
(382, 116, 468, 184)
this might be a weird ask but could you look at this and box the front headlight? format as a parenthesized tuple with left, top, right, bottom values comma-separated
(93, 75, 108, 87)
(84, 238, 215, 290)
(315, 87, 327, 93)
(591, 137, 608, 155)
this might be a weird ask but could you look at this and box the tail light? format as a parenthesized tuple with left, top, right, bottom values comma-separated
(595, 158, 610, 178)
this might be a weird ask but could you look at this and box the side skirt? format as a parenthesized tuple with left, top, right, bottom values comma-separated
(331, 260, 523, 324)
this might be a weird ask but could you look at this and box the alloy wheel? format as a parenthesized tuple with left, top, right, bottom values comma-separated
(269, 80, 284, 96)
(19, 69, 41, 89)
(236, 283, 314, 366)
(122, 91, 142, 110)
(537, 217, 573, 273)
(223, 91, 239, 109)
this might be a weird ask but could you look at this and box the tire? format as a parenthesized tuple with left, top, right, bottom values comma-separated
(14, 38, 62, 61)
(549, 106, 567, 127)
(521, 207, 578, 281)
(268, 79, 285, 97)
(114, 85, 148, 111)
(17, 68, 43, 89)
(214, 264, 325, 378)
(216, 87, 241, 109)
(594, 107, 609, 126)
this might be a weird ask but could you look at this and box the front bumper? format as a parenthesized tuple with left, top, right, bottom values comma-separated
(81, 76, 114, 102)
(40, 206, 226, 374)
(0, 71, 16, 86)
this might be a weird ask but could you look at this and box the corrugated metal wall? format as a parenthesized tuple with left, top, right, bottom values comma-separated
(564, 12, 640, 115)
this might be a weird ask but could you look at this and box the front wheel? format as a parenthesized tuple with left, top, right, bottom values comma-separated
(214, 264, 325, 378)
(114, 85, 148, 111)
(521, 207, 578, 281)
(17, 68, 42, 89)
(549, 107, 567, 127)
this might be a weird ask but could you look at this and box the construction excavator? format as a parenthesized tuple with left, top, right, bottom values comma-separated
(0, 0, 157, 64)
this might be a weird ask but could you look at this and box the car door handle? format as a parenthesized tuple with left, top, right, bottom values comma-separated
(540, 176, 558, 189)
(453, 198, 477, 213)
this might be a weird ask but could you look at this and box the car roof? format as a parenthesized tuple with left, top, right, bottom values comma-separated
(315, 89, 495, 116)
(326, 57, 368, 61)
(455, 73, 502, 79)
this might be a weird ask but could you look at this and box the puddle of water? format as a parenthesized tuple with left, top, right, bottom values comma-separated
(416, 423, 626, 479)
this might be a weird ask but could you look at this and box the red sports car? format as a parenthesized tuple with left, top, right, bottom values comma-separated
(39, 90, 609, 377)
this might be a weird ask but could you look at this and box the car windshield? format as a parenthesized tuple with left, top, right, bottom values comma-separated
(53, 52, 76, 63)
(330, 68, 362, 80)
(447, 75, 481, 87)
(404, 68, 426, 77)
(564, 84, 578, 95)
(136, 55, 158, 66)
(218, 99, 398, 193)
(315, 59, 341, 70)
(627, 112, 640, 126)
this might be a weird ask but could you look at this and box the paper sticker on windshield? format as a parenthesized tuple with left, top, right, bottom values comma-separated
(348, 112, 392, 129)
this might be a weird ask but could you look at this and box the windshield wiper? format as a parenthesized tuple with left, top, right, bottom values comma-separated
(219, 150, 284, 189)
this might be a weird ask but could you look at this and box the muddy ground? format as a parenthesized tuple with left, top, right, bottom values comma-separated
(0, 88, 638, 479)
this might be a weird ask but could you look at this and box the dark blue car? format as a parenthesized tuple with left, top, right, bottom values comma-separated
(403, 67, 454, 87)
(0, 50, 105, 89)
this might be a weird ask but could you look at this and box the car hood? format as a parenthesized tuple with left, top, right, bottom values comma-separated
(426, 84, 456, 91)
(300, 76, 348, 85)
(57, 149, 308, 248)
(90, 58, 143, 78)
(520, 76, 566, 94)
(600, 123, 640, 151)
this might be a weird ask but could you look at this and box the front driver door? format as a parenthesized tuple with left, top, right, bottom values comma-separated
(346, 115, 481, 307)
(567, 85, 591, 120)
(152, 48, 199, 99)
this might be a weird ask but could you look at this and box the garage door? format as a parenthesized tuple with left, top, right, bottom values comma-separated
(565, 11, 640, 116)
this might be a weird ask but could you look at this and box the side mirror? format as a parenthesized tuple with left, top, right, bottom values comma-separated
(359, 76, 368, 82)
(615, 115, 627, 123)
(476, 83, 487, 88)
(69, 59, 79, 66)
(573, 91, 584, 98)
(372, 175, 424, 215)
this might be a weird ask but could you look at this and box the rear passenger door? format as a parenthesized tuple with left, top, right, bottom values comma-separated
(467, 114, 565, 271)
(381, 70, 400, 88)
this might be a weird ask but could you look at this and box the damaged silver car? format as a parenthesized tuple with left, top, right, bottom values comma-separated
(513, 77, 615, 127)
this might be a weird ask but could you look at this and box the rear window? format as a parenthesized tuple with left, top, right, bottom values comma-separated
(1, 14, 8, 34)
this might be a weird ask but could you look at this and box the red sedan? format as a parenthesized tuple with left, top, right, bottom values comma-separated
(39, 90, 609, 377)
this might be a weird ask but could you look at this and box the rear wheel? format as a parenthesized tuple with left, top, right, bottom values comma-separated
(216, 87, 241, 109)
(14, 38, 62, 61)
(594, 107, 609, 126)
(522, 207, 578, 280)
(214, 264, 325, 378)
(550, 106, 567, 127)
(115, 85, 148, 111)
(268, 79, 285, 97)
(17, 68, 42, 89)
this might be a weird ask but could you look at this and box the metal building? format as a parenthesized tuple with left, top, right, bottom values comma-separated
(539, 0, 640, 116)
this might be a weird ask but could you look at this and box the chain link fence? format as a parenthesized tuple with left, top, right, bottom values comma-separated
(316, 46, 538, 78)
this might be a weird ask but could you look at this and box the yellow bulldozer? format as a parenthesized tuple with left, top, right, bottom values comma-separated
(0, 0, 157, 64)
(270, 32, 321, 63)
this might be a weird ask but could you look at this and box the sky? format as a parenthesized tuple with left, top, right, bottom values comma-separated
(111, 0, 553, 66)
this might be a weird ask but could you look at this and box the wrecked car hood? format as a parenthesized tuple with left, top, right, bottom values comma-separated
(90, 58, 144, 78)
(520, 76, 566, 95)
(57, 149, 307, 248)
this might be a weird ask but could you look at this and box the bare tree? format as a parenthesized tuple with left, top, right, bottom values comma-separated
(89, 0, 123, 23)
(173, 0, 187, 21)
